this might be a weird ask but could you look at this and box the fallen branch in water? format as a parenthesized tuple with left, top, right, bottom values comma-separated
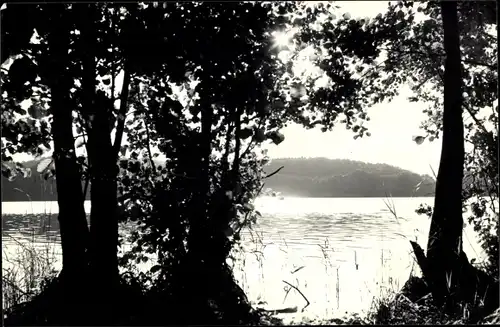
(259, 306, 298, 314)
(291, 265, 305, 274)
(282, 280, 310, 312)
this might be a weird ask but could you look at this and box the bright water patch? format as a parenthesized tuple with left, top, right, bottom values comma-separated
(2, 197, 485, 322)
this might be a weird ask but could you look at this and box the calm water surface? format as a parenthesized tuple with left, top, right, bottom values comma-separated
(2, 197, 484, 322)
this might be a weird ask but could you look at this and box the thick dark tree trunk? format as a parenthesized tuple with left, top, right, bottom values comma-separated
(47, 4, 90, 321)
(87, 119, 119, 322)
(423, 1, 465, 310)
(183, 102, 214, 322)
(78, 3, 119, 323)
(417, 2, 497, 315)
(407, 2, 499, 318)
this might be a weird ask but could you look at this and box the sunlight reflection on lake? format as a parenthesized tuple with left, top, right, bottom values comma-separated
(2, 197, 485, 322)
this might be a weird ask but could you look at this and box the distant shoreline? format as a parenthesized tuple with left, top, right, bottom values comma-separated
(2, 157, 436, 201)
(1, 195, 436, 204)
(259, 195, 435, 198)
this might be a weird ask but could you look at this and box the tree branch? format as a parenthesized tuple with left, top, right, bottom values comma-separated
(232, 107, 242, 180)
(76, 111, 91, 198)
(113, 66, 131, 157)
(144, 119, 156, 173)
(222, 117, 234, 172)
(239, 116, 266, 161)
(382, 46, 497, 70)
(464, 109, 491, 137)
(420, 45, 493, 140)
(110, 5, 118, 105)
(264, 165, 284, 179)
(462, 58, 497, 70)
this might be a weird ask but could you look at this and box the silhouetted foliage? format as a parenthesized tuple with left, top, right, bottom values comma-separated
(2, 1, 497, 325)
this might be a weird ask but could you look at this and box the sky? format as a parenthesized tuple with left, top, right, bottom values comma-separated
(264, 1, 442, 175)
(263, 87, 442, 175)
(7, 1, 445, 176)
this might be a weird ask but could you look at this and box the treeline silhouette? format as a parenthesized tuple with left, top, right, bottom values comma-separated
(1, 158, 436, 201)
(2, 160, 60, 202)
(263, 157, 436, 197)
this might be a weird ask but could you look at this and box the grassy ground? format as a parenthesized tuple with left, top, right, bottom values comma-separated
(2, 231, 59, 311)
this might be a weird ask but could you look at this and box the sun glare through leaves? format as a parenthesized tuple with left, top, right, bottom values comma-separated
(272, 30, 293, 49)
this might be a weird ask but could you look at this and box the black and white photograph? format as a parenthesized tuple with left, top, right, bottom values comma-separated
(1, 1, 498, 325)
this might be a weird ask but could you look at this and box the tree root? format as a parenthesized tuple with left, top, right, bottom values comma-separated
(408, 240, 499, 321)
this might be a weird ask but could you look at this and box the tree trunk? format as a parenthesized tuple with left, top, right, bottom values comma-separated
(425, 0, 464, 309)
(183, 103, 253, 323)
(408, 2, 499, 317)
(47, 4, 90, 320)
(220, 106, 256, 322)
(79, 3, 119, 323)
(184, 101, 214, 321)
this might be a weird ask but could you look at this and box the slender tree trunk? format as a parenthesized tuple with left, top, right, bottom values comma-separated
(185, 100, 214, 321)
(47, 3, 90, 320)
(222, 106, 255, 322)
(232, 108, 242, 183)
(79, 3, 119, 322)
(425, 1, 464, 309)
(113, 67, 131, 154)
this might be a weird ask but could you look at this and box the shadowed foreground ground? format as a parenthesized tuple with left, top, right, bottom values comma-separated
(3, 273, 499, 325)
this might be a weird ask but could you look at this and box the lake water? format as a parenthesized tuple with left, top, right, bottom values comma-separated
(1, 197, 485, 322)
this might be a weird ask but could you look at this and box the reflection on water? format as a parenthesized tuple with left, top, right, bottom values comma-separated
(2, 213, 62, 242)
(1, 197, 484, 322)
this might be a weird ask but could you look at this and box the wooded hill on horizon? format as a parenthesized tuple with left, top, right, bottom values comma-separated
(1, 157, 436, 201)
(263, 157, 435, 197)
